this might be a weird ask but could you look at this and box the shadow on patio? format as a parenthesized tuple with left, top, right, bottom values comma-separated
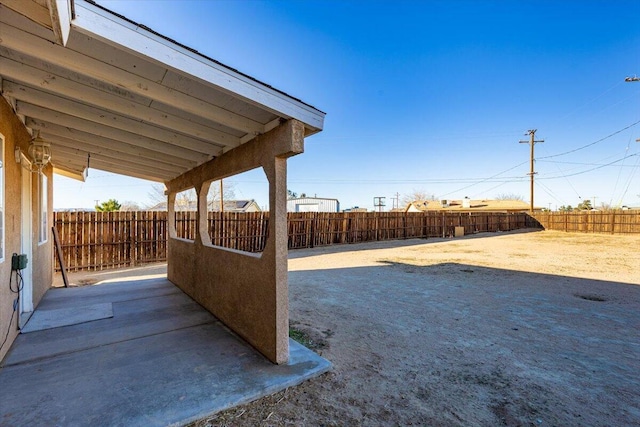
(0, 274, 330, 426)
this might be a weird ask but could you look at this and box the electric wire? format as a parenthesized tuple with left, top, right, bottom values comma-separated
(545, 80, 625, 129)
(539, 154, 639, 180)
(470, 181, 510, 199)
(548, 159, 582, 200)
(1, 269, 23, 354)
(437, 160, 529, 198)
(288, 175, 529, 185)
(609, 135, 635, 205)
(536, 181, 566, 206)
(0, 310, 15, 354)
(616, 154, 640, 207)
(538, 119, 640, 160)
(538, 159, 638, 167)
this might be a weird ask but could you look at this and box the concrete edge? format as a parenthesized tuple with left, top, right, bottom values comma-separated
(20, 303, 114, 334)
(172, 339, 332, 426)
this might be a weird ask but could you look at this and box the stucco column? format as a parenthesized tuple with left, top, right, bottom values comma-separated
(263, 155, 289, 363)
(166, 120, 304, 364)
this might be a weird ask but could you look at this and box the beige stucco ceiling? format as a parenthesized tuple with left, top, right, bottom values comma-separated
(0, 0, 325, 182)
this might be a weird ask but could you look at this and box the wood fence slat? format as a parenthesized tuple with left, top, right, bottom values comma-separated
(52, 210, 639, 272)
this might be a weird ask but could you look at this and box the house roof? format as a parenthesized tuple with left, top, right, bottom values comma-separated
(287, 197, 339, 202)
(407, 199, 532, 212)
(149, 199, 260, 212)
(0, 0, 325, 182)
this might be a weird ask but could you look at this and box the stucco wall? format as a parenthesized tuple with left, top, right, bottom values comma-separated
(0, 98, 53, 362)
(167, 120, 303, 364)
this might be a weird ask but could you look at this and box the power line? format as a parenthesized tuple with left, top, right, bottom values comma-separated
(536, 180, 566, 205)
(289, 176, 528, 185)
(617, 156, 640, 206)
(547, 80, 625, 127)
(437, 161, 529, 198)
(609, 135, 635, 205)
(470, 181, 510, 199)
(538, 119, 640, 160)
(538, 159, 639, 167)
(538, 153, 639, 179)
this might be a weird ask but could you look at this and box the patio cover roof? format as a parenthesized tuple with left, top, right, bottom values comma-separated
(0, 0, 325, 182)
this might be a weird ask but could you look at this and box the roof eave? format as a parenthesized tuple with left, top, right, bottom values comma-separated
(72, 0, 325, 133)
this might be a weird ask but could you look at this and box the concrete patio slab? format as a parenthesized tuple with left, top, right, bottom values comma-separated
(0, 277, 331, 426)
(20, 302, 114, 333)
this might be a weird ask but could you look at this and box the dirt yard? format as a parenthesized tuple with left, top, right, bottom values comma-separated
(193, 229, 640, 427)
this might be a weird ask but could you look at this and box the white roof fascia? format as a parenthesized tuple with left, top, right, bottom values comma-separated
(71, 0, 325, 133)
(49, 0, 72, 45)
(53, 165, 87, 182)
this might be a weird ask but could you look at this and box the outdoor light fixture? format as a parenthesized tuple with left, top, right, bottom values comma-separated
(28, 130, 52, 173)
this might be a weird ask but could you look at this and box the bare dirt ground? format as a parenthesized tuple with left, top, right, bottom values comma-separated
(192, 229, 640, 427)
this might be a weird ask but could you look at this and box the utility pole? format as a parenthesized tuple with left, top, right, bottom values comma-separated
(392, 192, 400, 209)
(519, 129, 544, 213)
(373, 197, 386, 213)
(219, 179, 224, 213)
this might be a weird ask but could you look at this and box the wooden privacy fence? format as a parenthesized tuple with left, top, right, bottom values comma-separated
(532, 211, 640, 234)
(54, 211, 168, 272)
(54, 211, 540, 272)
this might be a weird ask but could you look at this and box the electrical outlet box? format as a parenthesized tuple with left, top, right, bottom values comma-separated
(11, 253, 28, 271)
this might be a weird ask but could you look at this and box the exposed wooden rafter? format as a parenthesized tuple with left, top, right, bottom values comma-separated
(0, 0, 325, 182)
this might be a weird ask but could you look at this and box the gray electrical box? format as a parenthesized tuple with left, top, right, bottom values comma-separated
(12, 253, 28, 271)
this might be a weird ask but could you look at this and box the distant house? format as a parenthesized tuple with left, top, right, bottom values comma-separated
(406, 198, 533, 213)
(149, 199, 261, 213)
(213, 200, 261, 213)
(287, 197, 340, 213)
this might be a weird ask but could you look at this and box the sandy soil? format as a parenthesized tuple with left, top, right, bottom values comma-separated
(192, 229, 640, 426)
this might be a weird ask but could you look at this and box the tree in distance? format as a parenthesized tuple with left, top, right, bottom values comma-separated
(495, 193, 524, 201)
(576, 199, 593, 211)
(95, 199, 121, 212)
(402, 190, 436, 206)
(147, 181, 236, 209)
(120, 201, 141, 211)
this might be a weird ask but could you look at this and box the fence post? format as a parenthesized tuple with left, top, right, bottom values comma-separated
(131, 211, 136, 266)
(611, 211, 616, 234)
(310, 212, 315, 249)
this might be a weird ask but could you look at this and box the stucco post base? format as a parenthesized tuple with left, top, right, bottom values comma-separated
(166, 120, 304, 364)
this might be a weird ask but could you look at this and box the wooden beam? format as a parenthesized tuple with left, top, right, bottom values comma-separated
(20, 105, 211, 162)
(167, 120, 304, 194)
(60, 162, 165, 182)
(52, 149, 171, 182)
(73, 1, 325, 133)
(53, 165, 87, 181)
(54, 152, 178, 180)
(2, 0, 52, 29)
(47, 134, 186, 175)
(33, 123, 196, 169)
(2, 81, 224, 156)
(0, 56, 241, 148)
(0, 22, 265, 135)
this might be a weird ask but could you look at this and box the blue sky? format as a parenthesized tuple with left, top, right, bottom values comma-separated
(55, 0, 640, 210)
